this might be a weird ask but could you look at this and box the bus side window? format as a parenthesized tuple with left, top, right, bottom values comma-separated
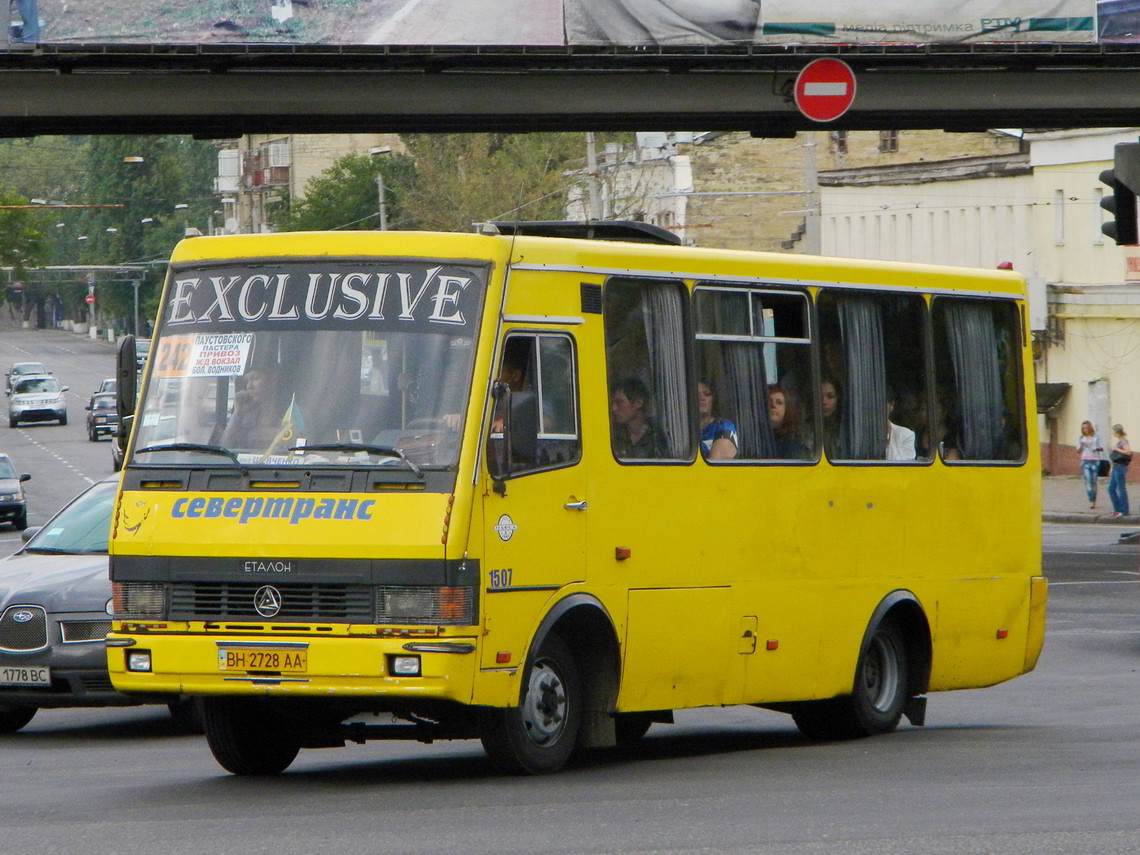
(490, 333, 581, 476)
(816, 290, 929, 462)
(604, 279, 691, 462)
(694, 285, 813, 462)
(933, 298, 1025, 462)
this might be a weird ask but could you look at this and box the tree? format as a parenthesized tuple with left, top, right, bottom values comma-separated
(0, 188, 47, 316)
(271, 152, 420, 232)
(400, 133, 586, 230)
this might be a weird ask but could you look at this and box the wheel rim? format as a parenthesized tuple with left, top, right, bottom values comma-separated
(863, 634, 901, 713)
(520, 656, 568, 747)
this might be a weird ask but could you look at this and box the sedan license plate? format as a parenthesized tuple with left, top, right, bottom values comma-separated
(0, 666, 50, 686)
(217, 648, 307, 673)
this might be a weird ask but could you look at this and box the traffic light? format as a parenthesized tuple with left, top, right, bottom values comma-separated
(1100, 142, 1140, 245)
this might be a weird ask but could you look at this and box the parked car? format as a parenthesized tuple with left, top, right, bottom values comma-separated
(85, 393, 119, 441)
(0, 453, 30, 530)
(0, 477, 199, 733)
(7, 375, 68, 427)
(5, 362, 49, 392)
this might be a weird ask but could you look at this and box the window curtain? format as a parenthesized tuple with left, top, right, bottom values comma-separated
(723, 342, 775, 458)
(944, 301, 1003, 459)
(643, 285, 689, 457)
(839, 296, 887, 459)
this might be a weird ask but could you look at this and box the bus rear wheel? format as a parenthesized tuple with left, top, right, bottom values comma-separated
(202, 697, 300, 775)
(792, 621, 909, 741)
(479, 632, 581, 774)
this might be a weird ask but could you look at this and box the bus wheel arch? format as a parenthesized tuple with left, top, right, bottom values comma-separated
(479, 594, 620, 774)
(792, 590, 931, 741)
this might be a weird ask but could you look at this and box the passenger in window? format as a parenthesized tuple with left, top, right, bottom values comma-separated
(885, 390, 916, 461)
(697, 380, 737, 460)
(820, 377, 842, 458)
(611, 377, 667, 459)
(769, 384, 807, 459)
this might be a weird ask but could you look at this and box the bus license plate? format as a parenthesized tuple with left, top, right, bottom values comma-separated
(0, 666, 50, 686)
(217, 649, 307, 673)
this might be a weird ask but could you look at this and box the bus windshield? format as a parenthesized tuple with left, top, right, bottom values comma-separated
(130, 260, 486, 469)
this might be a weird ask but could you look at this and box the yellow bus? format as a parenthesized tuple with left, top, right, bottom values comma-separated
(107, 222, 1045, 776)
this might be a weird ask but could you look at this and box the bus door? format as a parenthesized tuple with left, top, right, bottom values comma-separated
(480, 331, 586, 670)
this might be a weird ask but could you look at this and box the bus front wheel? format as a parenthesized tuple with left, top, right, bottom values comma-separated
(792, 621, 909, 741)
(479, 632, 582, 774)
(202, 697, 301, 775)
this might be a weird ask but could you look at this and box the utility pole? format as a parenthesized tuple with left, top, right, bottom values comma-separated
(376, 175, 388, 231)
(585, 132, 603, 221)
(803, 133, 822, 255)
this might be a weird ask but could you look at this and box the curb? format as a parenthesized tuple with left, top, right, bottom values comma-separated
(1043, 511, 1140, 525)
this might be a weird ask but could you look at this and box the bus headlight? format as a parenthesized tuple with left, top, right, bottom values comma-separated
(112, 582, 168, 619)
(375, 586, 473, 626)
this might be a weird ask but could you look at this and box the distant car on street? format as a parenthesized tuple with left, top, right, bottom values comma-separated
(0, 453, 30, 530)
(0, 477, 199, 733)
(7, 375, 68, 427)
(85, 393, 119, 441)
(95, 378, 116, 396)
(135, 339, 151, 370)
(5, 362, 50, 392)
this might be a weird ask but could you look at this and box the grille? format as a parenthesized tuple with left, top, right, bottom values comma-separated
(61, 620, 113, 644)
(0, 605, 48, 651)
(80, 674, 115, 691)
(170, 582, 373, 622)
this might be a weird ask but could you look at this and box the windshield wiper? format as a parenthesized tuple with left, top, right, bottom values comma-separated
(287, 443, 423, 479)
(134, 443, 243, 467)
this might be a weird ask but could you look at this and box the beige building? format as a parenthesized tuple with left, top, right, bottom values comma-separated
(214, 133, 405, 234)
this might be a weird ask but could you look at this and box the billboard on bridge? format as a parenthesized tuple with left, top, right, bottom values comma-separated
(5, 0, 1119, 49)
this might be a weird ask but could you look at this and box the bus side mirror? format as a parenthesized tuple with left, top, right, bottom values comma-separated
(487, 381, 511, 491)
(116, 335, 138, 463)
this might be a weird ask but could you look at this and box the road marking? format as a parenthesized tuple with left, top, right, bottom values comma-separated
(1048, 579, 1138, 585)
(367, 0, 426, 43)
(15, 428, 95, 485)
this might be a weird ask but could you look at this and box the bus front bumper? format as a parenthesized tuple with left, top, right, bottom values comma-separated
(107, 631, 481, 702)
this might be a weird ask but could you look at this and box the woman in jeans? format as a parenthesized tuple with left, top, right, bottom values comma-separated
(1108, 424, 1132, 517)
(1078, 420, 1104, 509)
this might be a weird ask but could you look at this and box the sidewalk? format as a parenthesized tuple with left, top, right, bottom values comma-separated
(1042, 474, 1140, 525)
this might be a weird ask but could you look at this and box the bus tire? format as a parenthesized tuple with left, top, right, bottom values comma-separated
(479, 632, 581, 775)
(792, 620, 909, 741)
(613, 712, 653, 745)
(0, 704, 36, 733)
(202, 697, 300, 775)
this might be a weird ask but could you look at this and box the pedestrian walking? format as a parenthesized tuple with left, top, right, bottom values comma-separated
(1108, 423, 1132, 516)
(1078, 420, 1104, 509)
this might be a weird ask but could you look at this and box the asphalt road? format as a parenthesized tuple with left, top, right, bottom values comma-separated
(2, 329, 1140, 854)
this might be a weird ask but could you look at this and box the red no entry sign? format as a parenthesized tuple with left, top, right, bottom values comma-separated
(794, 59, 857, 123)
(85, 293, 95, 304)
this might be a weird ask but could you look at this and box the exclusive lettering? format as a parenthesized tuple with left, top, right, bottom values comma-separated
(268, 274, 299, 320)
(398, 266, 439, 320)
(168, 278, 200, 324)
(199, 276, 240, 323)
(333, 273, 372, 320)
(304, 273, 338, 320)
(239, 274, 271, 321)
(428, 275, 470, 325)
